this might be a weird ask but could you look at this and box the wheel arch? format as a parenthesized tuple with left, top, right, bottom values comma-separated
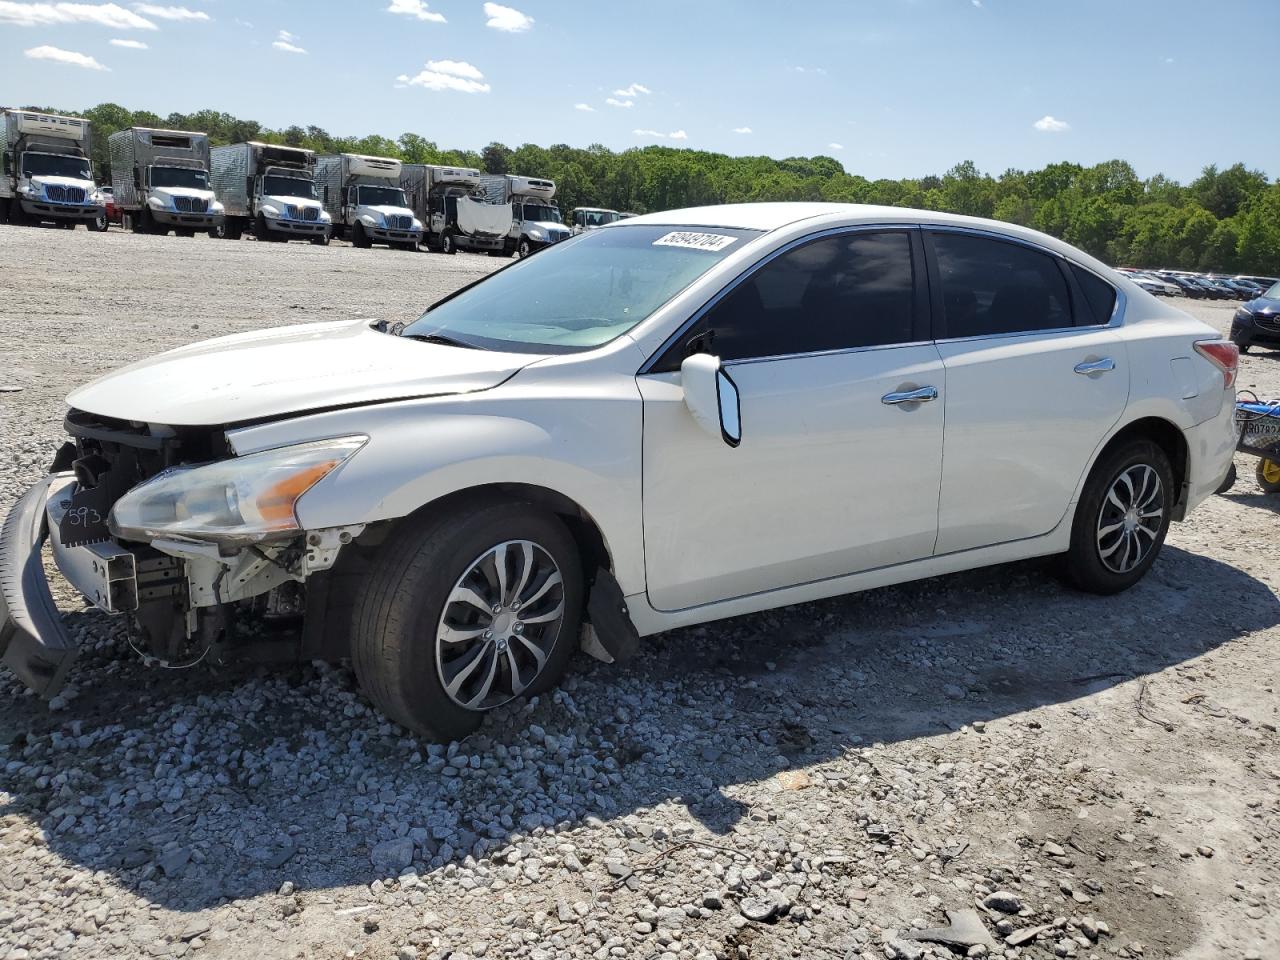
(1081, 415, 1191, 521)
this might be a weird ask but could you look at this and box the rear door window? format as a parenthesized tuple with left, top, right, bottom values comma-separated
(928, 232, 1073, 338)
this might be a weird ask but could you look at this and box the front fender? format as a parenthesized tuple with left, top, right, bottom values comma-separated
(225, 382, 646, 593)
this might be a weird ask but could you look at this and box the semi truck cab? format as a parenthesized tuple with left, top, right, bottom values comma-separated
(1, 111, 105, 229)
(316, 154, 422, 250)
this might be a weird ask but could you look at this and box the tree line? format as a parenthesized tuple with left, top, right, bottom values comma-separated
(31, 101, 1280, 275)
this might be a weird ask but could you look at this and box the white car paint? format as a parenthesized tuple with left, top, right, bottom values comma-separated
(51, 203, 1238, 643)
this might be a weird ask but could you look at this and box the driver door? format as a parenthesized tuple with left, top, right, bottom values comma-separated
(638, 228, 945, 612)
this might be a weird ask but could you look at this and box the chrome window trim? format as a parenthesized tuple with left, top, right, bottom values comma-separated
(723, 339, 935, 368)
(637, 222, 925, 375)
(924, 224, 1127, 338)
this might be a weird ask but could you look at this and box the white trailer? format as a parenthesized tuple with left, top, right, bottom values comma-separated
(478, 174, 571, 258)
(209, 141, 330, 243)
(315, 153, 422, 250)
(108, 127, 224, 237)
(400, 163, 514, 256)
(0, 109, 106, 230)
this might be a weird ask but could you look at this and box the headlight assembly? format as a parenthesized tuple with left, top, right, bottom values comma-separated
(109, 436, 366, 544)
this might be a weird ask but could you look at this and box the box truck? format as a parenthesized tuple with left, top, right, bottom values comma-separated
(315, 153, 422, 250)
(108, 127, 224, 237)
(400, 163, 513, 255)
(478, 174, 571, 258)
(209, 141, 330, 243)
(0, 109, 106, 230)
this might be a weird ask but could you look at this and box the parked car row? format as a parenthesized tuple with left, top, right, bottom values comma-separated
(1115, 267, 1276, 302)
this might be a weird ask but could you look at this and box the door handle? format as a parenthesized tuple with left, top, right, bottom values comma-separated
(881, 386, 938, 405)
(1074, 358, 1116, 375)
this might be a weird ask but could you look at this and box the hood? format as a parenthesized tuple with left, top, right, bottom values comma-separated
(29, 174, 95, 190)
(151, 185, 215, 202)
(527, 220, 569, 234)
(361, 203, 416, 219)
(264, 193, 322, 210)
(1245, 296, 1280, 312)
(67, 318, 544, 426)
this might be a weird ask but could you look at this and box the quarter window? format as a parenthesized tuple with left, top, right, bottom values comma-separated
(1070, 263, 1118, 326)
(666, 230, 917, 366)
(930, 232, 1072, 338)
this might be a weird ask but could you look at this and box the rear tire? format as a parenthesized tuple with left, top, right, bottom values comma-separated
(1061, 439, 1173, 595)
(351, 500, 583, 740)
(1256, 457, 1280, 493)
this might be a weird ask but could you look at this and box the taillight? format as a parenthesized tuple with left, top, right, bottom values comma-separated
(1194, 339, 1239, 389)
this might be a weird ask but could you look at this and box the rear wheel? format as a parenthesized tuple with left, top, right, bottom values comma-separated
(351, 500, 583, 740)
(1062, 439, 1173, 595)
(1256, 457, 1280, 493)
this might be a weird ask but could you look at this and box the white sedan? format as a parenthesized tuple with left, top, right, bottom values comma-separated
(0, 203, 1239, 739)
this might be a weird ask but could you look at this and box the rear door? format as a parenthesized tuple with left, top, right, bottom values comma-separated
(925, 229, 1129, 555)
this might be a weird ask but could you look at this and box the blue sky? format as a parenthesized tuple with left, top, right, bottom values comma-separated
(2, 0, 1277, 183)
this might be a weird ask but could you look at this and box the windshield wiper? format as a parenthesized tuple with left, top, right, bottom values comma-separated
(400, 332, 486, 350)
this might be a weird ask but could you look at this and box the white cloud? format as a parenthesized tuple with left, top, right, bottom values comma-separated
(0, 2, 156, 29)
(634, 129, 688, 141)
(972, 0, 982, 6)
(1163, 56, 1174, 64)
(574, 103, 595, 112)
(273, 29, 305, 53)
(827, 142, 844, 151)
(483, 1, 531, 32)
(234, 17, 252, 27)
(732, 126, 752, 134)
(132, 3, 208, 21)
(397, 59, 490, 93)
(605, 97, 633, 108)
(613, 82, 650, 98)
(1033, 114, 1069, 132)
(24, 44, 108, 69)
(387, 0, 445, 22)
(109, 36, 146, 47)
(793, 65, 827, 75)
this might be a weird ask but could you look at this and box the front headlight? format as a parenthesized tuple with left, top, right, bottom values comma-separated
(210, 200, 225, 213)
(109, 437, 366, 544)
(320, 210, 332, 222)
(262, 205, 280, 219)
(528, 229, 545, 241)
(412, 218, 423, 231)
(1235, 307, 1252, 323)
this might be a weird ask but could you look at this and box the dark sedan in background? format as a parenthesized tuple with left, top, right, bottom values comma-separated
(1231, 281, 1280, 353)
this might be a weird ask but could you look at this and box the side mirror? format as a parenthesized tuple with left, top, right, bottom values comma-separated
(680, 353, 741, 448)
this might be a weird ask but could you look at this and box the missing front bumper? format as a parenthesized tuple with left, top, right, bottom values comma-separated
(0, 476, 79, 697)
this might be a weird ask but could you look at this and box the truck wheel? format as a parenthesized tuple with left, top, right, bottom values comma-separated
(7, 200, 27, 226)
(0, 198, 8, 222)
(441, 231, 457, 255)
(221, 220, 244, 241)
(351, 499, 583, 740)
(133, 209, 151, 234)
(352, 222, 372, 249)
(310, 233, 330, 246)
(1060, 439, 1173, 595)
(92, 214, 109, 232)
(175, 228, 195, 238)
(254, 214, 273, 242)
(517, 238, 532, 259)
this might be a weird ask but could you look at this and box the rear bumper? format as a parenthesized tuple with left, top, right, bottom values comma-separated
(1183, 393, 1240, 515)
(0, 476, 78, 697)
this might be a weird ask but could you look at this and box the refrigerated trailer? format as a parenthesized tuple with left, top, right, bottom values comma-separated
(209, 141, 330, 243)
(0, 108, 106, 230)
(400, 163, 513, 255)
(108, 127, 224, 237)
(477, 174, 570, 258)
(315, 153, 421, 250)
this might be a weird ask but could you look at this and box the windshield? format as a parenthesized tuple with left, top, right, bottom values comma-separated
(582, 209, 620, 227)
(21, 152, 91, 180)
(404, 225, 761, 353)
(358, 185, 407, 207)
(1265, 281, 1280, 299)
(150, 166, 208, 190)
(522, 203, 561, 223)
(263, 175, 316, 199)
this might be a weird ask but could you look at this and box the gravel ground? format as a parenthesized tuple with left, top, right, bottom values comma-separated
(0, 225, 1277, 960)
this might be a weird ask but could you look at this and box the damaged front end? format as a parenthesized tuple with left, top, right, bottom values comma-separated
(0, 410, 365, 697)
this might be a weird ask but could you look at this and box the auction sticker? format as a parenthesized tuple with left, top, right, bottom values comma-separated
(653, 231, 739, 252)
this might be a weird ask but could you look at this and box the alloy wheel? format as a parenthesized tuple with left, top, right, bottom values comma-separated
(1096, 464, 1164, 574)
(435, 539, 566, 711)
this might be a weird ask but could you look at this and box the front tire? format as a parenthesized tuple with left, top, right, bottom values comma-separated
(351, 500, 583, 740)
(1062, 439, 1173, 595)
(1256, 457, 1280, 493)
(93, 214, 109, 232)
(517, 238, 532, 259)
(441, 230, 457, 255)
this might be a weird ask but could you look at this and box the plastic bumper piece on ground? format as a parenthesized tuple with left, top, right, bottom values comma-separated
(0, 477, 77, 698)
